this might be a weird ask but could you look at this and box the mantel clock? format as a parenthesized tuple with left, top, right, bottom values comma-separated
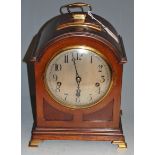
(24, 2, 127, 150)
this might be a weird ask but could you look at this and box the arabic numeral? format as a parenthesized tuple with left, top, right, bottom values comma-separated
(89, 94, 93, 101)
(90, 56, 93, 63)
(76, 53, 83, 60)
(76, 97, 80, 103)
(54, 64, 62, 71)
(64, 55, 69, 63)
(53, 74, 58, 81)
(64, 93, 68, 100)
(98, 64, 103, 72)
(56, 82, 62, 92)
(100, 75, 105, 83)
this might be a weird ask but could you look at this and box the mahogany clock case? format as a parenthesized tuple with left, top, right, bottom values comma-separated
(22, 1, 133, 152)
(24, 9, 127, 148)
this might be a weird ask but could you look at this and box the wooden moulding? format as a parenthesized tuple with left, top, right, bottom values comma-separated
(29, 118, 127, 150)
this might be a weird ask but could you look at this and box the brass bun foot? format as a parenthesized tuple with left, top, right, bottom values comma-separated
(29, 139, 42, 147)
(111, 140, 127, 150)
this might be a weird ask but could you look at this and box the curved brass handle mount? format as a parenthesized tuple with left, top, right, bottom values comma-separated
(60, 2, 92, 14)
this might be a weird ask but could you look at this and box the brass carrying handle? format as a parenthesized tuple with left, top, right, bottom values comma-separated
(60, 2, 92, 14)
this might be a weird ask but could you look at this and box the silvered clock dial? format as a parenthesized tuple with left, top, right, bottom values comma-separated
(45, 46, 112, 108)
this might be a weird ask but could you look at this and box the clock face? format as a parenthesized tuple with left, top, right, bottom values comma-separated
(45, 47, 112, 108)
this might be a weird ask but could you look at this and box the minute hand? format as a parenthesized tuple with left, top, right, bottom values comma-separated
(72, 54, 81, 86)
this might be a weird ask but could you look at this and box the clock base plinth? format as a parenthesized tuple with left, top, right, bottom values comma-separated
(29, 119, 127, 149)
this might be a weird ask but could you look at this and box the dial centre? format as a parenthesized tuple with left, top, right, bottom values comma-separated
(76, 76, 81, 83)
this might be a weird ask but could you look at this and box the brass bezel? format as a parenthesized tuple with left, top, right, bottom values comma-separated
(43, 45, 113, 109)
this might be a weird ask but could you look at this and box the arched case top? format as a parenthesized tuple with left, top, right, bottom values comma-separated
(24, 12, 127, 64)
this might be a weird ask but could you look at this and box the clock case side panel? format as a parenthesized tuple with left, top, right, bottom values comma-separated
(26, 63, 36, 123)
(23, 35, 40, 124)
